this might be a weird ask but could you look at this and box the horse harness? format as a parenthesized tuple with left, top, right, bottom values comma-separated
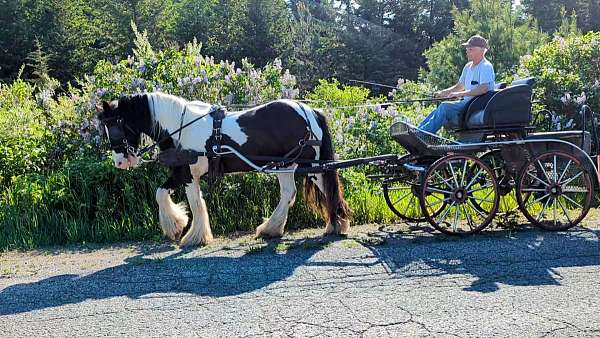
(153, 103, 323, 170)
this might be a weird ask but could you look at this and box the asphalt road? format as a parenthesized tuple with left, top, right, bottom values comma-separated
(1, 225, 599, 337)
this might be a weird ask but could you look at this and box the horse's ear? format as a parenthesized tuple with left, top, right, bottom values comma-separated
(102, 101, 111, 112)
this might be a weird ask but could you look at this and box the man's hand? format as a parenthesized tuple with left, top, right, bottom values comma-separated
(447, 91, 465, 99)
(434, 90, 448, 98)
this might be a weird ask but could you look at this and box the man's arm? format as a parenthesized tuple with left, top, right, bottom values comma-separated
(436, 83, 465, 98)
(448, 84, 489, 98)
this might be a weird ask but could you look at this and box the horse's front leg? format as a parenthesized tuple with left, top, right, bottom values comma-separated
(256, 169, 297, 238)
(156, 166, 192, 241)
(180, 156, 213, 247)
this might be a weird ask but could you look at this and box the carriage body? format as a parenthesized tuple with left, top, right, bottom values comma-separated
(381, 77, 599, 235)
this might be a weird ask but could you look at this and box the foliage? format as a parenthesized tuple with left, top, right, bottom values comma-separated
(522, 0, 600, 34)
(518, 32, 600, 131)
(422, 0, 549, 88)
(0, 32, 396, 250)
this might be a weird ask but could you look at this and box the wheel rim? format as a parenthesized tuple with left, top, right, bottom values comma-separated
(517, 151, 592, 230)
(421, 155, 499, 235)
(383, 178, 426, 222)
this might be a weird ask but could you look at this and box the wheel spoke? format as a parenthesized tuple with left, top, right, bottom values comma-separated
(553, 155, 558, 182)
(523, 193, 551, 210)
(467, 183, 493, 194)
(552, 197, 557, 226)
(436, 201, 456, 225)
(557, 197, 573, 225)
(537, 160, 553, 184)
(448, 161, 460, 188)
(403, 194, 415, 216)
(558, 159, 573, 183)
(465, 168, 484, 190)
(427, 197, 451, 208)
(527, 171, 550, 187)
(461, 160, 468, 187)
(453, 204, 459, 232)
(391, 190, 412, 206)
(536, 196, 553, 222)
(386, 186, 412, 191)
(561, 193, 583, 209)
(462, 204, 475, 230)
(521, 188, 546, 192)
(560, 171, 584, 186)
(425, 186, 453, 195)
(434, 171, 455, 190)
(471, 196, 494, 204)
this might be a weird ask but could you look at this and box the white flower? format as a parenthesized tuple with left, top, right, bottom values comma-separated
(565, 119, 574, 128)
(576, 92, 587, 105)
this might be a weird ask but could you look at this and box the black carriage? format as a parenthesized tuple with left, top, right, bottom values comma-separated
(377, 77, 599, 235)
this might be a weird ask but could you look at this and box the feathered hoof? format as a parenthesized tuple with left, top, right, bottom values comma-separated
(256, 222, 284, 239)
(179, 231, 213, 248)
(324, 220, 350, 236)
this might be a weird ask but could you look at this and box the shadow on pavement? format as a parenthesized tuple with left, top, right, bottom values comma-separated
(1, 227, 599, 315)
(0, 236, 339, 316)
(361, 226, 600, 293)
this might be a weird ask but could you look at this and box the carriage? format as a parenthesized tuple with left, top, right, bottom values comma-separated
(374, 77, 599, 235)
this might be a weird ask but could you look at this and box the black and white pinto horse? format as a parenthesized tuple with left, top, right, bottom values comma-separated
(98, 93, 351, 247)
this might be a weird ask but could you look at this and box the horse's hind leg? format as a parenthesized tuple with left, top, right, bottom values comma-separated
(256, 170, 297, 238)
(180, 157, 213, 247)
(309, 173, 350, 235)
(156, 166, 191, 241)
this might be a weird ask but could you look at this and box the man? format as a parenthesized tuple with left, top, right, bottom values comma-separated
(418, 35, 496, 134)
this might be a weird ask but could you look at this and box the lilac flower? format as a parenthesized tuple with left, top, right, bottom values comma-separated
(127, 55, 134, 66)
(575, 92, 587, 105)
(96, 88, 107, 97)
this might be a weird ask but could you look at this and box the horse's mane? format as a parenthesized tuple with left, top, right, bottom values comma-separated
(148, 92, 213, 139)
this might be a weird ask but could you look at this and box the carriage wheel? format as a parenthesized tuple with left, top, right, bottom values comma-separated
(516, 151, 593, 231)
(420, 154, 499, 235)
(474, 150, 517, 215)
(383, 176, 433, 222)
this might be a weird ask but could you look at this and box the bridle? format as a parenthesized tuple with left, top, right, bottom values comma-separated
(100, 115, 139, 157)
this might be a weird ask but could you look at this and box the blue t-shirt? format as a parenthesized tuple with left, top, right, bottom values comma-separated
(459, 58, 495, 100)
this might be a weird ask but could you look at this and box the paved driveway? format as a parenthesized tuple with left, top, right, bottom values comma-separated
(1, 225, 599, 337)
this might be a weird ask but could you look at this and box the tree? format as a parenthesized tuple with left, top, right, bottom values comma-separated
(522, 0, 600, 33)
(175, 0, 292, 68)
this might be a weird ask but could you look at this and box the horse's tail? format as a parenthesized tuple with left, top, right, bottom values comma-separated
(303, 108, 351, 233)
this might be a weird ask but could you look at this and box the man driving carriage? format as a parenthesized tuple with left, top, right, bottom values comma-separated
(418, 35, 496, 134)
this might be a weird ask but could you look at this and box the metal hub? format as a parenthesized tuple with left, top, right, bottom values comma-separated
(453, 188, 468, 204)
(547, 184, 562, 197)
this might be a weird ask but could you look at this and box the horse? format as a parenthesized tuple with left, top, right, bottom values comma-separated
(97, 92, 351, 247)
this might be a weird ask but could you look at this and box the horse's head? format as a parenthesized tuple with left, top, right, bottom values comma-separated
(97, 99, 142, 169)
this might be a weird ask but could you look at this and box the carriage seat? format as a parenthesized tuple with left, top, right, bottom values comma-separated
(461, 77, 535, 131)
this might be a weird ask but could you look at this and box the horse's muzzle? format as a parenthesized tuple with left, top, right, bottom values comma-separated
(113, 152, 141, 169)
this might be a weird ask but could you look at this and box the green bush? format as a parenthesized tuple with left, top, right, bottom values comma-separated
(519, 32, 600, 131)
(1, 30, 391, 250)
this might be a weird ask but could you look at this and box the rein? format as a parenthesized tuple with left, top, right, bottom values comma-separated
(136, 104, 221, 158)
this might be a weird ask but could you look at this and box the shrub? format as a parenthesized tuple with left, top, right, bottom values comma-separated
(518, 32, 600, 131)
